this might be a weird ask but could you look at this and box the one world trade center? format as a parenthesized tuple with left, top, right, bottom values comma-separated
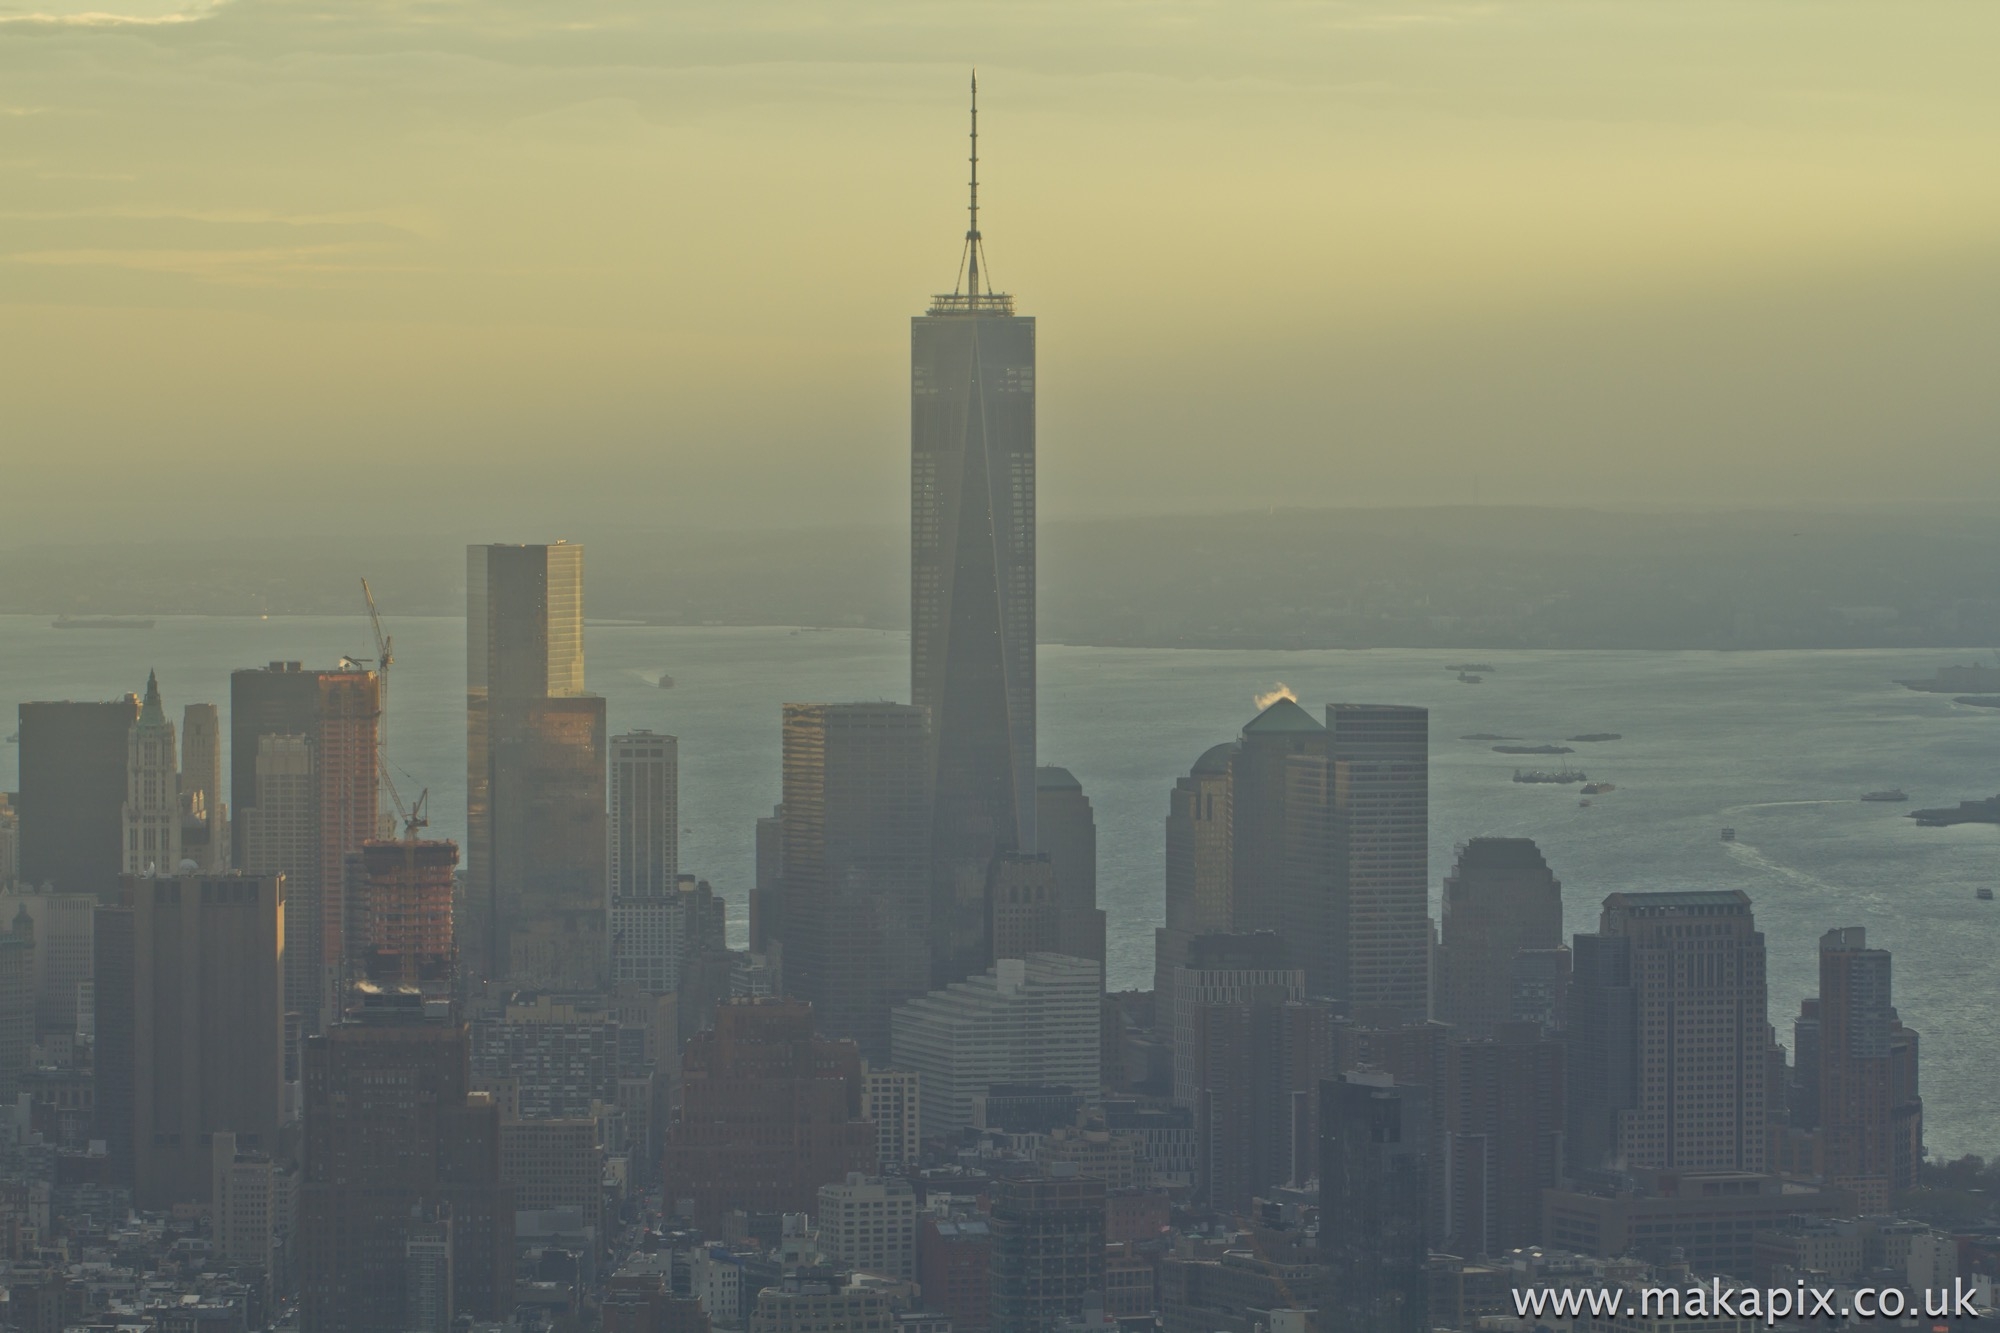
(911, 76, 1036, 987)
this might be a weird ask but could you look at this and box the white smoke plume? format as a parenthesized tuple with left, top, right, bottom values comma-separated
(1252, 682, 1298, 709)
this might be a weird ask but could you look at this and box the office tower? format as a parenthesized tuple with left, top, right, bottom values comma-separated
(17, 888, 95, 1038)
(774, 703, 931, 1061)
(989, 852, 1060, 961)
(661, 998, 877, 1228)
(465, 542, 606, 989)
(121, 671, 182, 876)
(1320, 1072, 1430, 1333)
(232, 661, 380, 1032)
(179, 702, 227, 871)
(0, 792, 17, 890)
(501, 1118, 603, 1245)
(1435, 838, 1562, 1036)
(610, 731, 678, 896)
(16, 695, 140, 898)
(1440, 1022, 1564, 1257)
(131, 871, 285, 1208)
(1326, 704, 1430, 1021)
(614, 872, 718, 996)
(1565, 932, 1636, 1175)
(1509, 945, 1572, 1035)
(1155, 742, 1235, 1015)
(1574, 891, 1769, 1174)
(1815, 927, 1922, 1211)
(0, 909, 32, 1103)
(299, 992, 513, 1333)
(753, 803, 784, 954)
(1227, 699, 1325, 945)
(91, 901, 135, 1183)
(1035, 767, 1105, 967)
(989, 1173, 1106, 1333)
(862, 1063, 922, 1170)
(919, 1216, 992, 1333)
(212, 1130, 289, 1270)
(345, 839, 459, 993)
(818, 1173, 918, 1279)
(912, 83, 1037, 990)
(890, 953, 1102, 1136)
(1171, 934, 1316, 1213)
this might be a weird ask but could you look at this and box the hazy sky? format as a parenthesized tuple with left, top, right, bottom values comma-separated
(4, 1, 1997, 540)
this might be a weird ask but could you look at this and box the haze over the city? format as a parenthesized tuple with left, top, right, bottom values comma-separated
(5, 0, 2000, 542)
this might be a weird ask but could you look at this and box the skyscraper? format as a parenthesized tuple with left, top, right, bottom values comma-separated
(1435, 837, 1563, 1036)
(231, 661, 380, 1031)
(1326, 703, 1430, 1021)
(345, 839, 460, 993)
(122, 672, 182, 876)
(465, 542, 606, 989)
(1320, 1072, 1431, 1333)
(16, 695, 140, 899)
(131, 871, 285, 1209)
(1440, 1022, 1565, 1257)
(300, 991, 513, 1333)
(1155, 742, 1236, 1013)
(1814, 927, 1922, 1211)
(1227, 699, 1325, 947)
(912, 79, 1037, 988)
(1576, 891, 1770, 1174)
(610, 731, 678, 898)
(773, 703, 931, 1060)
(179, 702, 228, 871)
(1035, 767, 1105, 968)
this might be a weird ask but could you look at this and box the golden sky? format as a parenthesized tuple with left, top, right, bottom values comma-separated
(3, 0, 1997, 539)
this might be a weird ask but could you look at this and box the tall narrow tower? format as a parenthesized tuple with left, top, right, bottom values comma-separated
(122, 671, 182, 876)
(912, 75, 1037, 987)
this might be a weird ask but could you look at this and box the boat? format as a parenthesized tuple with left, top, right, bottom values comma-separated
(1721, 827, 1737, 841)
(1457, 672, 1483, 684)
(1459, 733, 1517, 741)
(1514, 768, 1588, 785)
(1907, 796, 2000, 828)
(52, 615, 155, 630)
(1979, 887, 1995, 902)
(1446, 663, 1497, 674)
(657, 673, 676, 690)
(1568, 733, 1622, 742)
(1493, 744, 1573, 755)
(1860, 789, 1908, 803)
(1581, 782, 1616, 795)
(1578, 798, 1592, 808)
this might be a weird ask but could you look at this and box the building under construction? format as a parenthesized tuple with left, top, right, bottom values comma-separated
(344, 838, 459, 997)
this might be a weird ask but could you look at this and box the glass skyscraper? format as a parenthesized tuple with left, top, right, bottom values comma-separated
(912, 78, 1037, 987)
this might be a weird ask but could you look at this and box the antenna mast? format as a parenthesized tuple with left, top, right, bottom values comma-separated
(967, 71, 980, 300)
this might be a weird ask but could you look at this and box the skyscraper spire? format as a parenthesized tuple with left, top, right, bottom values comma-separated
(966, 71, 980, 300)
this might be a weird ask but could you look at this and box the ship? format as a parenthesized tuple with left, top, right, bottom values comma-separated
(1720, 827, 1736, 841)
(1580, 781, 1617, 795)
(52, 615, 155, 630)
(1979, 887, 1995, 902)
(1494, 744, 1574, 755)
(657, 673, 676, 689)
(1460, 733, 1516, 741)
(1896, 658, 2000, 694)
(1908, 796, 2000, 828)
(1457, 672, 1483, 684)
(1859, 789, 1908, 803)
(1446, 662, 1497, 674)
(1568, 732, 1622, 742)
(1514, 768, 1588, 785)
(1578, 798, 1592, 808)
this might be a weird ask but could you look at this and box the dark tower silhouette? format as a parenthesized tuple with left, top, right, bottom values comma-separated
(913, 75, 1037, 987)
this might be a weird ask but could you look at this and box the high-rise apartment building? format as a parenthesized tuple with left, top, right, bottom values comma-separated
(17, 695, 140, 899)
(610, 731, 678, 897)
(1035, 767, 1105, 968)
(212, 1129, 292, 1271)
(300, 992, 513, 1333)
(1436, 838, 1563, 1035)
(1155, 742, 1236, 1014)
(1321, 1072, 1431, 1333)
(1574, 891, 1769, 1174)
(912, 85, 1037, 989)
(231, 661, 380, 1032)
(1326, 704, 1430, 1021)
(465, 542, 606, 989)
(989, 1173, 1106, 1333)
(661, 999, 877, 1228)
(344, 839, 459, 993)
(1814, 927, 1922, 1211)
(122, 672, 182, 876)
(817, 1173, 918, 1280)
(1440, 1022, 1565, 1258)
(131, 872, 285, 1208)
(890, 953, 1102, 1136)
(862, 1063, 922, 1170)
(774, 703, 931, 1061)
(179, 702, 227, 871)
(0, 909, 33, 1104)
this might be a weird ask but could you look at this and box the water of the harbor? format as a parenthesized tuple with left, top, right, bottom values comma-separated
(2, 615, 1995, 1157)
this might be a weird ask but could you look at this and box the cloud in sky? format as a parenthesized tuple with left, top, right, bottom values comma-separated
(2, 0, 1998, 539)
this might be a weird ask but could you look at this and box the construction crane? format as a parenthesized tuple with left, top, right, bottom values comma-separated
(379, 757, 429, 842)
(362, 578, 396, 839)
